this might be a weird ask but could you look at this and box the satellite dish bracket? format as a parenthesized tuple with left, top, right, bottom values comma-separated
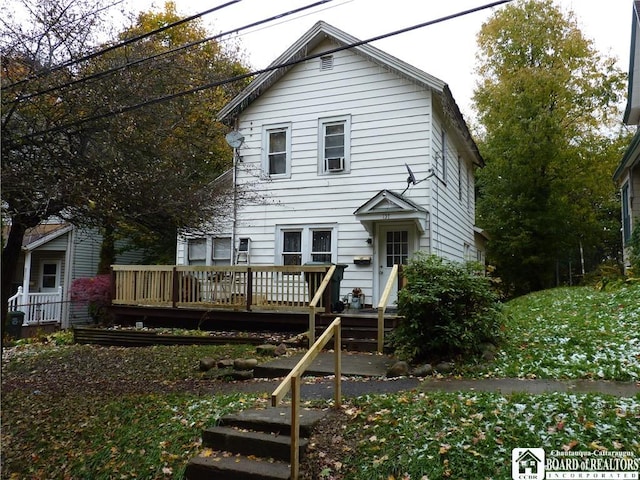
(402, 163, 435, 195)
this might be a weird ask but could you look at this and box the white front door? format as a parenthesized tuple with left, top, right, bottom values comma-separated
(377, 225, 414, 307)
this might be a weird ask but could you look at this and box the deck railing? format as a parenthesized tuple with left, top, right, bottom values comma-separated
(111, 265, 333, 313)
(8, 286, 63, 325)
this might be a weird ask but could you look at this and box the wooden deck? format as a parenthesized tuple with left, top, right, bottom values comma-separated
(109, 264, 402, 351)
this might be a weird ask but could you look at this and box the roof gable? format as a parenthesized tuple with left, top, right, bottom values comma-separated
(354, 190, 428, 234)
(217, 21, 482, 166)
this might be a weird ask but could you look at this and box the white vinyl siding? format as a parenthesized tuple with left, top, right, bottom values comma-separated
(230, 38, 476, 297)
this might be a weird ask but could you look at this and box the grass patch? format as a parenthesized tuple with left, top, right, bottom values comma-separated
(470, 284, 640, 381)
(338, 390, 640, 479)
(2, 285, 639, 479)
(2, 390, 266, 479)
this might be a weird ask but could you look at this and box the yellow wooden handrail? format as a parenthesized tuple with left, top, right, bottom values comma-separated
(271, 317, 341, 480)
(376, 264, 399, 352)
(307, 264, 336, 345)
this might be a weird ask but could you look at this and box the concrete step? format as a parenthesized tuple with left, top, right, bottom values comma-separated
(220, 407, 326, 437)
(185, 407, 328, 479)
(185, 454, 290, 480)
(202, 426, 307, 461)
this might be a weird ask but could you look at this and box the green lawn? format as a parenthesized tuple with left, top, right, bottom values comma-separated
(2, 284, 639, 479)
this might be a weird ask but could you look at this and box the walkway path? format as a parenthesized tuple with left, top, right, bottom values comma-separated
(220, 352, 640, 398)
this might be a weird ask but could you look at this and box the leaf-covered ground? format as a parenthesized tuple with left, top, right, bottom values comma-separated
(475, 284, 640, 381)
(2, 285, 639, 479)
(1, 343, 269, 479)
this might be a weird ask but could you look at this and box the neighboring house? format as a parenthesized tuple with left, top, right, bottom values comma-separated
(177, 21, 485, 307)
(6, 220, 142, 330)
(616, 0, 640, 271)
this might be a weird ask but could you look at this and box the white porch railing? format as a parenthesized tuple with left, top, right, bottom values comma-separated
(8, 286, 63, 325)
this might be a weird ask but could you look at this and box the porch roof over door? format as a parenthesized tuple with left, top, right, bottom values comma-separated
(354, 189, 428, 234)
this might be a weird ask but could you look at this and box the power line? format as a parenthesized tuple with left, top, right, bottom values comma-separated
(7, 0, 336, 105)
(22, 0, 513, 139)
(2, 0, 242, 91)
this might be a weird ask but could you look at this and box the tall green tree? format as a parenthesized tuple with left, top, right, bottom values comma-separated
(66, 1, 250, 269)
(473, 0, 628, 294)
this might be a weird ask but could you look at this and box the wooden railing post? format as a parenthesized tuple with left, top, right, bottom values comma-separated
(171, 267, 179, 308)
(323, 268, 332, 313)
(246, 267, 253, 311)
(290, 375, 301, 480)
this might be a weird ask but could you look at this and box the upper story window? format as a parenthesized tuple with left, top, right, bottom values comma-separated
(318, 115, 351, 175)
(263, 123, 292, 178)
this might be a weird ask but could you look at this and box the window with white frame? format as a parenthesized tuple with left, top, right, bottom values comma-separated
(319, 116, 350, 174)
(282, 230, 302, 265)
(263, 123, 291, 177)
(187, 238, 206, 265)
(186, 237, 231, 266)
(278, 226, 336, 265)
(41, 262, 59, 290)
(211, 237, 231, 265)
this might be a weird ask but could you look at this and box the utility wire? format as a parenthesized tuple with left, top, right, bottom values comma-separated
(7, 0, 336, 104)
(2, 0, 242, 91)
(22, 0, 513, 139)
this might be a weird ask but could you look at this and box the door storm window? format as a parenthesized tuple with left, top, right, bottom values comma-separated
(263, 123, 292, 178)
(282, 230, 302, 265)
(319, 116, 350, 174)
(386, 230, 409, 267)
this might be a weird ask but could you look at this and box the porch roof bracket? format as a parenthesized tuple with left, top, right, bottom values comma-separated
(354, 189, 429, 234)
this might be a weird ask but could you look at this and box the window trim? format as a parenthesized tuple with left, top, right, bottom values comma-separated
(276, 225, 338, 265)
(262, 122, 292, 178)
(318, 115, 351, 175)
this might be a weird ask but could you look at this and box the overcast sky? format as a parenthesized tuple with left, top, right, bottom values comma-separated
(121, 0, 632, 119)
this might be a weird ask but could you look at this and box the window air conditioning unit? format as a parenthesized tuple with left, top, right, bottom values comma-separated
(326, 157, 344, 172)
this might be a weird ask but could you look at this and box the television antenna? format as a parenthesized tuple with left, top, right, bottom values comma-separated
(402, 163, 434, 195)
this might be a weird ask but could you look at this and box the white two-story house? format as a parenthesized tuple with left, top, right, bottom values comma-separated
(616, 1, 640, 272)
(177, 21, 485, 307)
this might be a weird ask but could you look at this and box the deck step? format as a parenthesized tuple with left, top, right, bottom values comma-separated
(185, 454, 290, 480)
(202, 426, 307, 461)
(220, 407, 326, 437)
(185, 407, 327, 479)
